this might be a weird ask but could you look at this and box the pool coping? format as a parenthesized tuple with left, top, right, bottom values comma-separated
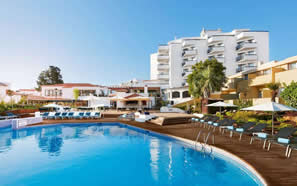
(23, 121, 268, 185)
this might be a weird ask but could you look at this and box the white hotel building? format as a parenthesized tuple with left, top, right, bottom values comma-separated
(150, 28, 269, 104)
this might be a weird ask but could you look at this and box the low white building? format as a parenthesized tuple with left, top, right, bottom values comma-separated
(41, 83, 109, 100)
(0, 82, 22, 103)
(16, 89, 40, 96)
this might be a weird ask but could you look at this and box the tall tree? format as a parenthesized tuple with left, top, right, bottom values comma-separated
(36, 66, 64, 90)
(187, 59, 226, 99)
(266, 82, 280, 102)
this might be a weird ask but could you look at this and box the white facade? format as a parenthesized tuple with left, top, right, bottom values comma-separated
(150, 28, 269, 89)
(41, 83, 109, 100)
(0, 82, 9, 101)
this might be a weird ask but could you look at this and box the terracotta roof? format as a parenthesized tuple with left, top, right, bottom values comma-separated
(0, 82, 8, 87)
(17, 89, 37, 92)
(41, 83, 102, 88)
(27, 95, 72, 101)
(124, 94, 142, 99)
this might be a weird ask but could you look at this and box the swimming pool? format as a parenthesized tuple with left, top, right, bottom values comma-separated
(0, 123, 264, 186)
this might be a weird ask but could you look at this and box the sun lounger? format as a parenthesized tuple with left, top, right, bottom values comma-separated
(91, 112, 100, 119)
(42, 112, 49, 119)
(54, 112, 61, 120)
(84, 112, 91, 119)
(66, 112, 74, 119)
(231, 122, 256, 140)
(74, 112, 84, 119)
(60, 112, 68, 120)
(266, 128, 297, 156)
(47, 112, 59, 120)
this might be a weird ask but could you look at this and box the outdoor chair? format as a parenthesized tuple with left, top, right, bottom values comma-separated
(74, 112, 85, 119)
(60, 112, 68, 120)
(266, 128, 297, 157)
(84, 112, 91, 119)
(66, 112, 74, 119)
(231, 122, 257, 140)
(42, 112, 49, 119)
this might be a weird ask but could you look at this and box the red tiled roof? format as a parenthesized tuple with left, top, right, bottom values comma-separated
(27, 95, 72, 101)
(0, 82, 8, 86)
(41, 83, 103, 88)
(124, 94, 142, 99)
(17, 89, 37, 92)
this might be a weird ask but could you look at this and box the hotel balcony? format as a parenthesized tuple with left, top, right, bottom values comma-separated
(157, 73, 169, 80)
(236, 54, 257, 63)
(157, 55, 169, 62)
(236, 32, 254, 41)
(183, 60, 197, 67)
(236, 42, 257, 51)
(207, 46, 224, 55)
(249, 74, 272, 87)
(208, 37, 222, 44)
(158, 45, 169, 54)
(182, 50, 197, 57)
(157, 64, 169, 70)
(182, 40, 196, 47)
(208, 56, 224, 63)
(236, 65, 257, 73)
(182, 71, 192, 79)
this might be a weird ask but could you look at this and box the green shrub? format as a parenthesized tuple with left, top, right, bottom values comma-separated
(278, 123, 292, 129)
(226, 111, 233, 118)
(234, 99, 253, 109)
(232, 111, 255, 123)
(247, 118, 258, 122)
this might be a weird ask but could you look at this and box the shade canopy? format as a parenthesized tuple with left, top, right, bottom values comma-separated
(206, 101, 237, 107)
(241, 102, 297, 135)
(241, 102, 297, 112)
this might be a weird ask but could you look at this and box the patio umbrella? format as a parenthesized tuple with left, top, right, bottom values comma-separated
(206, 101, 237, 113)
(241, 102, 297, 135)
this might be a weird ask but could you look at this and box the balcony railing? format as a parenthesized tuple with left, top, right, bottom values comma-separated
(236, 42, 257, 51)
(182, 50, 197, 57)
(207, 46, 224, 54)
(157, 55, 169, 62)
(236, 65, 257, 73)
(236, 54, 257, 62)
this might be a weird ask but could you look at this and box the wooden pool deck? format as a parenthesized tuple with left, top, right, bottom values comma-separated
(37, 118, 297, 186)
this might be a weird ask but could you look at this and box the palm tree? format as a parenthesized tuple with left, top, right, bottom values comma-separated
(187, 59, 226, 113)
(73, 89, 80, 107)
(267, 82, 280, 102)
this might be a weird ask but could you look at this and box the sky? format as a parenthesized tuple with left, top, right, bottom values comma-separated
(0, 0, 297, 89)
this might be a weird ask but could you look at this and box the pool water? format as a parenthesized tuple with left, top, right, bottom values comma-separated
(0, 123, 263, 186)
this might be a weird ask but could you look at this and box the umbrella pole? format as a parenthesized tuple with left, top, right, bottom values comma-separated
(272, 112, 274, 135)
(220, 107, 221, 114)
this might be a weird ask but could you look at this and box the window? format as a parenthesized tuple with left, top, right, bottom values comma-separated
(172, 91, 180, 99)
(289, 62, 297, 70)
(243, 74, 248, 80)
(258, 91, 263, 98)
(182, 91, 190, 98)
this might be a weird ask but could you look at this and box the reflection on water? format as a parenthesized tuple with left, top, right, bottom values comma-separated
(0, 123, 256, 186)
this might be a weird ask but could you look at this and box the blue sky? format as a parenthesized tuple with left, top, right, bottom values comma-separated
(0, 0, 296, 89)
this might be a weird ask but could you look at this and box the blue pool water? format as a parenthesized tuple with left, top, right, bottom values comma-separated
(0, 123, 263, 186)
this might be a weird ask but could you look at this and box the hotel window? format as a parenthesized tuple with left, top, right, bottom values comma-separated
(289, 62, 297, 70)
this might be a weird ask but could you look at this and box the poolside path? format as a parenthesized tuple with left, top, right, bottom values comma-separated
(38, 118, 297, 186)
